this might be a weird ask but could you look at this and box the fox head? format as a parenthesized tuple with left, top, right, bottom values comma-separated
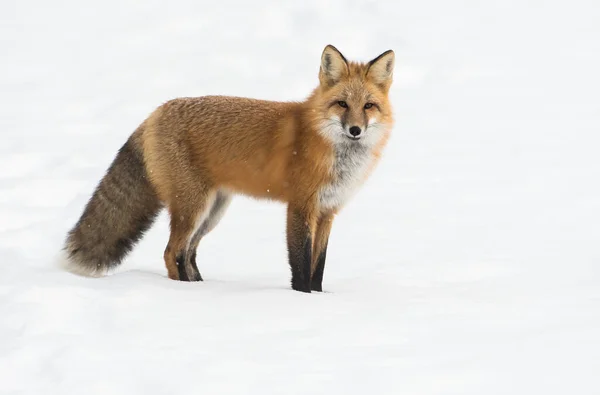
(311, 45, 394, 147)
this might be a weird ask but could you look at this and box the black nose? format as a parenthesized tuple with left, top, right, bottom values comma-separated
(349, 126, 362, 136)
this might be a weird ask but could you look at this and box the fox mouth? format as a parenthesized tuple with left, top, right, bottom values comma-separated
(345, 135, 361, 141)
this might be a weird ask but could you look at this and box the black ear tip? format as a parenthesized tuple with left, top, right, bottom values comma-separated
(368, 49, 395, 67)
(321, 45, 348, 66)
(323, 44, 340, 54)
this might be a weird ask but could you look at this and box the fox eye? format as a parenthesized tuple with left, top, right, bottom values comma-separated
(364, 102, 374, 109)
(337, 101, 348, 108)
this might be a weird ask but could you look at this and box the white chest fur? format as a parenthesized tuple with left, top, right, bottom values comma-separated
(319, 143, 373, 211)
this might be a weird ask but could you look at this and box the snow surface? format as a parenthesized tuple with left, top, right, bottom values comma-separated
(1, 0, 600, 394)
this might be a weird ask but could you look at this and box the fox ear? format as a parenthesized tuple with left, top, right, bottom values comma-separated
(367, 50, 395, 89)
(319, 45, 349, 87)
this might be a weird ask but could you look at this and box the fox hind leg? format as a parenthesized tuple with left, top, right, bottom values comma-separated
(186, 190, 232, 276)
(164, 188, 215, 282)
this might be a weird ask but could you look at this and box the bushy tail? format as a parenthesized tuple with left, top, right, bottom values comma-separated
(63, 133, 162, 277)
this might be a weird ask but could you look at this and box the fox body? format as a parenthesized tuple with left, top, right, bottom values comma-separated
(64, 45, 395, 292)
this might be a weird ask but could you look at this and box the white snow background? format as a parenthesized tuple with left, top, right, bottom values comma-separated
(1, 1, 599, 394)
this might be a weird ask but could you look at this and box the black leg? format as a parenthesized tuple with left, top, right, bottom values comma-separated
(176, 251, 202, 282)
(176, 252, 189, 281)
(310, 212, 334, 292)
(287, 207, 313, 293)
(290, 236, 312, 292)
(189, 250, 203, 281)
(311, 243, 328, 292)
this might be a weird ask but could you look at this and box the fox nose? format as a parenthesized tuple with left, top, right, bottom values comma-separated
(349, 126, 362, 137)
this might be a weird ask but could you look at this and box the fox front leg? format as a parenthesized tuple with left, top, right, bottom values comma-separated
(286, 205, 316, 293)
(311, 212, 334, 292)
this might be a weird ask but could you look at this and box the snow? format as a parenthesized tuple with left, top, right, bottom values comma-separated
(1, 0, 600, 393)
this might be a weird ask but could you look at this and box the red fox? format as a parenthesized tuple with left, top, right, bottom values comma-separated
(63, 45, 395, 292)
